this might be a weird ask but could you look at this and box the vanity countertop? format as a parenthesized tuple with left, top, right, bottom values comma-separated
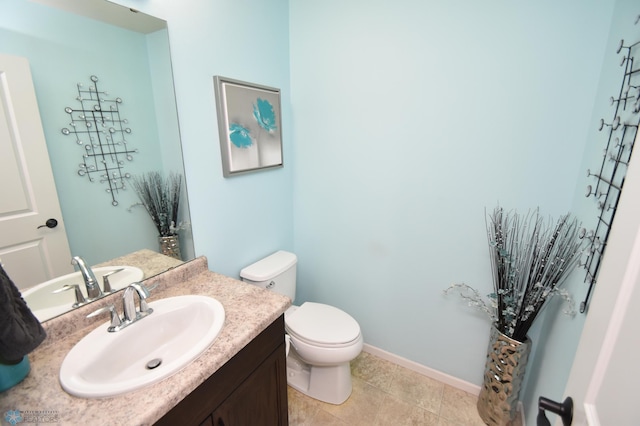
(1, 257, 291, 425)
(95, 248, 184, 278)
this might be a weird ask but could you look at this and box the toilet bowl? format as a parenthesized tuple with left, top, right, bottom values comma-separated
(240, 251, 363, 404)
(285, 302, 363, 404)
(286, 302, 363, 366)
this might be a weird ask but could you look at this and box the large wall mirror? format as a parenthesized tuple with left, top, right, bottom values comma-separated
(0, 0, 194, 321)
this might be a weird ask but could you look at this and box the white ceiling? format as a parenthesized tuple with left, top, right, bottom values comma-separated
(29, 0, 166, 34)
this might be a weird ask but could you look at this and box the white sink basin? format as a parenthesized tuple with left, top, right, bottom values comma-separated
(22, 266, 144, 322)
(59, 295, 225, 398)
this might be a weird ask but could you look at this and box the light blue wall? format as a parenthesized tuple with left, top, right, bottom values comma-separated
(146, 28, 195, 259)
(110, 0, 294, 277)
(521, 1, 639, 424)
(0, 0, 181, 266)
(289, 0, 614, 417)
(66, 0, 629, 421)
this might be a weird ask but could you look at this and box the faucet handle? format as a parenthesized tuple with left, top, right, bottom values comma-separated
(129, 282, 154, 315)
(52, 284, 87, 307)
(87, 304, 123, 332)
(101, 268, 124, 293)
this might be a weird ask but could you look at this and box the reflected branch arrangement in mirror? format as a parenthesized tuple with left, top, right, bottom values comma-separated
(61, 75, 137, 206)
(130, 172, 182, 238)
(581, 16, 640, 313)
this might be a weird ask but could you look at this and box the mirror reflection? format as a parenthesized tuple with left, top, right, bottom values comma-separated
(0, 0, 194, 321)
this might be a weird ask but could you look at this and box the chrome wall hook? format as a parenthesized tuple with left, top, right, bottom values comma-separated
(617, 39, 640, 54)
(587, 169, 622, 190)
(610, 92, 634, 105)
(579, 229, 595, 243)
(597, 201, 615, 212)
(609, 153, 629, 165)
(599, 116, 621, 131)
(585, 184, 606, 199)
(614, 137, 623, 149)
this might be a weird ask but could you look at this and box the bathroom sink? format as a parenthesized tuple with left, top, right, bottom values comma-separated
(21, 266, 144, 322)
(59, 295, 225, 398)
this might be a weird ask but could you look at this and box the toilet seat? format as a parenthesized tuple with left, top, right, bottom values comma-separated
(285, 302, 361, 347)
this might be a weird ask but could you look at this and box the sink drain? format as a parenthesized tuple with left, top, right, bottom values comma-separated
(146, 358, 162, 370)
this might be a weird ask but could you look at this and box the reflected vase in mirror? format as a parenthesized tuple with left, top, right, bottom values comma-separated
(159, 235, 181, 260)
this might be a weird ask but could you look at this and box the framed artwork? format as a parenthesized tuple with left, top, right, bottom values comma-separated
(213, 76, 283, 177)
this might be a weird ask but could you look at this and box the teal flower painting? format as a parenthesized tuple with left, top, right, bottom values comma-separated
(253, 98, 277, 132)
(228, 123, 253, 149)
(228, 98, 276, 149)
(214, 76, 283, 176)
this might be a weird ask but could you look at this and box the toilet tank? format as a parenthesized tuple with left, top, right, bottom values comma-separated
(240, 250, 297, 301)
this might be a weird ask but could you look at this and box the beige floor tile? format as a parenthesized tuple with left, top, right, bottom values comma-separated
(287, 352, 517, 426)
(373, 394, 439, 426)
(351, 351, 397, 390)
(439, 385, 486, 426)
(437, 417, 463, 426)
(320, 377, 387, 424)
(288, 387, 352, 426)
(307, 409, 350, 425)
(387, 365, 445, 414)
(288, 386, 321, 425)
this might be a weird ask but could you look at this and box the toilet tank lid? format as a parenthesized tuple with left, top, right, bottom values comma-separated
(240, 250, 297, 281)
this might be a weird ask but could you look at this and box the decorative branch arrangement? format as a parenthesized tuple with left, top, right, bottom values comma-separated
(61, 75, 137, 206)
(445, 207, 585, 342)
(581, 17, 640, 312)
(130, 172, 182, 237)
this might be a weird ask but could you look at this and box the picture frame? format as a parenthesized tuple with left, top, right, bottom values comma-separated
(213, 76, 283, 177)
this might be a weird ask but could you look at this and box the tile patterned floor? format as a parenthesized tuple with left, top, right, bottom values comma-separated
(287, 351, 491, 426)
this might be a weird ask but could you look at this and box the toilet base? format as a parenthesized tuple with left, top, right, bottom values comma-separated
(286, 350, 352, 405)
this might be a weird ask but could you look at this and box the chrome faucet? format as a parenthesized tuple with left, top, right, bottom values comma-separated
(71, 256, 102, 299)
(87, 282, 154, 332)
(54, 263, 124, 309)
(122, 282, 153, 322)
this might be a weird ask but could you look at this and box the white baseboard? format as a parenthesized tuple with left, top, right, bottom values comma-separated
(362, 343, 527, 425)
(518, 401, 526, 426)
(362, 343, 481, 396)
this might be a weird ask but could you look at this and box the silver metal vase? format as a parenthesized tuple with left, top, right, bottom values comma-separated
(477, 326, 531, 426)
(159, 235, 181, 260)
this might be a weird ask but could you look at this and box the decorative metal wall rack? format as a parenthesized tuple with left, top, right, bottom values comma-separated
(580, 16, 640, 313)
(61, 75, 137, 206)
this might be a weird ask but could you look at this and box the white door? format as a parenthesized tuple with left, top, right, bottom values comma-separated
(0, 53, 73, 290)
(562, 130, 640, 425)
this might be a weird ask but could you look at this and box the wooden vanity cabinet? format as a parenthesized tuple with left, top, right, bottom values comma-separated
(155, 314, 288, 426)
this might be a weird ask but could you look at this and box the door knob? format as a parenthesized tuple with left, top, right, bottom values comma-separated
(537, 396, 573, 426)
(37, 218, 58, 229)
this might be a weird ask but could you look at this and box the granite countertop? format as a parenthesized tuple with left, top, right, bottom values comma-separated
(95, 248, 184, 279)
(1, 257, 291, 425)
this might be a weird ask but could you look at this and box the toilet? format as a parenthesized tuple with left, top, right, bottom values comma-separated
(240, 250, 363, 405)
